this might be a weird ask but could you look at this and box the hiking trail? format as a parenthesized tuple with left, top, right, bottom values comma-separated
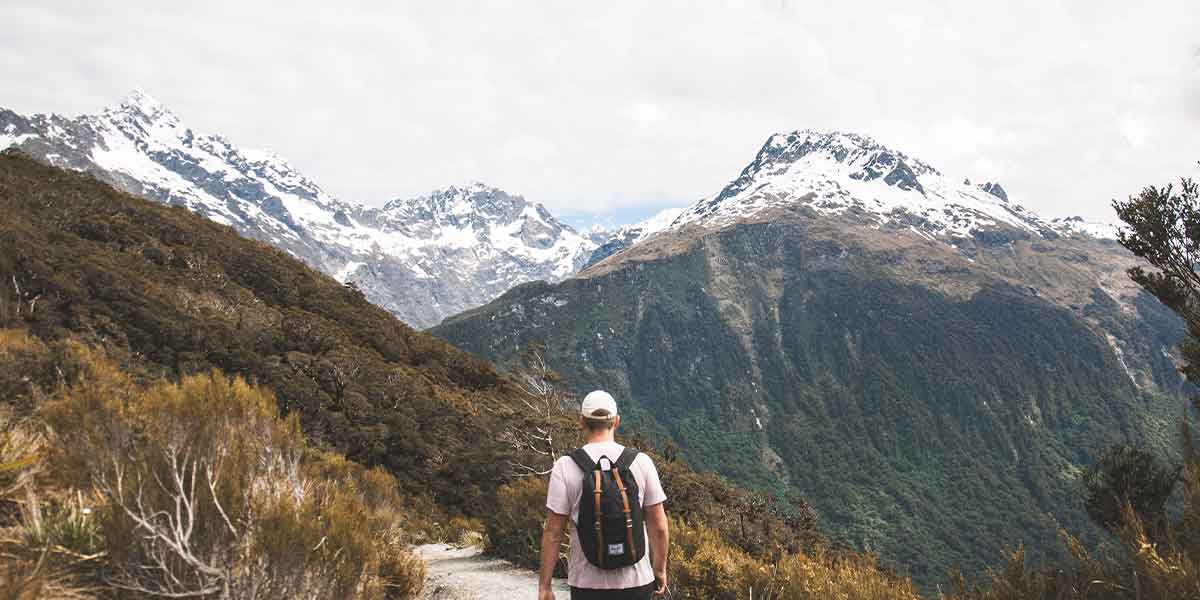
(418, 544, 569, 599)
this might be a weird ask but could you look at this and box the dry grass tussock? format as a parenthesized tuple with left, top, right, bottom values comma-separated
(670, 519, 920, 600)
(0, 329, 426, 599)
(0, 403, 97, 599)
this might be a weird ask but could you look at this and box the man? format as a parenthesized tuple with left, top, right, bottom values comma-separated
(538, 391, 670, 600)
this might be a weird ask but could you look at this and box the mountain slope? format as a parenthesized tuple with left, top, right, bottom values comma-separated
(0, 147, 518, 513)
(432, 131, 1186, 585)
(0, 151, 829, 595)
(0, 91, 596, 328)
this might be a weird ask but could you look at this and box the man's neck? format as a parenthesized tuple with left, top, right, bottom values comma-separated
(584, 432, 616, 445)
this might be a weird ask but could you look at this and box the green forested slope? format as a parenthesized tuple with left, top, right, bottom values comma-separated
(434, 218, 1185, 584)
(0, 149, 519, 515)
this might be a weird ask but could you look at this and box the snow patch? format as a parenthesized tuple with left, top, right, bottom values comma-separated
(334, 261, 364, 283)
(1049, 217, 1120, 240)
(0, 133, 34, 149)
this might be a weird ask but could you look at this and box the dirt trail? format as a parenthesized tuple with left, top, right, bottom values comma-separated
(418, 544, 569, 600)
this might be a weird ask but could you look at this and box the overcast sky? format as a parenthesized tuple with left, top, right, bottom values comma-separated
(3, 1, 1199, 226)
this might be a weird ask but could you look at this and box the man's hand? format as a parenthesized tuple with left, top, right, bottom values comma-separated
(653, 571, 669, 597)
(644, 502, 670, 597)
(537, 585, 557, 600)
(643, 504, 672, 597)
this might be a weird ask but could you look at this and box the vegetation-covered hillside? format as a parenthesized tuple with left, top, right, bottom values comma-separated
(0, 148, 521, 516)
(0, 150, 857, 598)
(433, 212, 1187, 585)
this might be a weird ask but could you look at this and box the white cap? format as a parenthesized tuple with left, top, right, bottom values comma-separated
(581, 390, 618, 419)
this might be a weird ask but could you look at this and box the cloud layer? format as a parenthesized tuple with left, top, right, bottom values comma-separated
(3, 0, 1198, 223)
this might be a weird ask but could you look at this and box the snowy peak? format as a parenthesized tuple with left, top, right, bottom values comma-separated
(99, 89, 185, 141)
(377, 184, 592, 253)
(112, 88, 175, 122)
(120, 88, 162, 109)
(674, 129, 1117, 244)
(0, 90, 598, 328)
(716, 130, 940, 203)
(384, 183, 526, 221)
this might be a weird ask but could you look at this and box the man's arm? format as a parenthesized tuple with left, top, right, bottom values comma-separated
(644, 502, 669, 594)
(537, 511, 569, 600)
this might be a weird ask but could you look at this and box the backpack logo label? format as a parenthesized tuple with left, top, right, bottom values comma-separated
(607, 543, 625, 556)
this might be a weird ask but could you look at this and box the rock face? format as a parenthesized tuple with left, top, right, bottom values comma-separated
(350, 184, 598, 328)
(432, 131, 1185, 586)
(0, 90, 597, 328)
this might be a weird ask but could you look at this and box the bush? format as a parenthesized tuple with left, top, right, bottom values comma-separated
(671, 519, 765, 600)
(1082, 444, 1179, 534)
(373, 548, 426, 600)
(944, 470, 1200, 600)
(0, 406, 41, 502)
(671, 518, 917, 600)
(39, 366, 424, 599)
(445, 516, 485, 547)
(767, 546, 920, 600)
(485, 477, 558, 573)
(656, 452, 821, 558)
(0, 402, 95, 599)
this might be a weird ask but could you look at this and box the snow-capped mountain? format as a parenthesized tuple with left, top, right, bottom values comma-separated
(583, 130, 1118, 271)
(348, 184, 598, 326)
(0, 90, 597, 328)
(680, 129, 1113, 240)
(585, 207, 685, 267)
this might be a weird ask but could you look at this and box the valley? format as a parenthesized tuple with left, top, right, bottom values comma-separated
(0, 107, 1191, 592)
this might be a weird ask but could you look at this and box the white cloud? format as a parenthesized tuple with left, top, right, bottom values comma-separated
(3, 0, 1199, 223)
(502, 135, 557, 164)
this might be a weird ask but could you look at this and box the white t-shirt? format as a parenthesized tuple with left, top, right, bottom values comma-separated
(545, 441, 667, 590)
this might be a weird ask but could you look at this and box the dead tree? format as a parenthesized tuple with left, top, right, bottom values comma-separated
(492, 345, 575, 478)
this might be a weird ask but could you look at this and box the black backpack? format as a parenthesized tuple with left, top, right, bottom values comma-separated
(569, 446, 647, 570)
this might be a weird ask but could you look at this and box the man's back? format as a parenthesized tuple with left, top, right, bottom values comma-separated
(538, 391, 670, 600)
(546, 441, 667, 590)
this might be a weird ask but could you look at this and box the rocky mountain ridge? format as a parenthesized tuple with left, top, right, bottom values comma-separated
(0, 90, 598, 328)
(582, 129, 1120, 280)
(668, 129, 1118, 241)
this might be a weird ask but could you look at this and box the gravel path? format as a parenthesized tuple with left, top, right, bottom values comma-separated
(418, 544, 570, 600)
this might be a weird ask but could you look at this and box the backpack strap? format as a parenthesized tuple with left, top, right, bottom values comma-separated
(611, 464, 637, 562)
(570, 448, 606, 568)
(615, 447, 640, 470)
(592, 468, 605, 567)
(612, 447, 642, 560)
(569, 448, 597, 473)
